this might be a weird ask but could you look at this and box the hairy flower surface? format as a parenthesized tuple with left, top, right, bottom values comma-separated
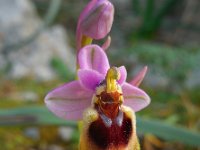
(45, 45, 150, 120)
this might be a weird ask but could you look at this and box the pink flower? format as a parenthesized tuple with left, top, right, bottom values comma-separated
(76, 0, 114, 50)
(45, 45, 150, 120)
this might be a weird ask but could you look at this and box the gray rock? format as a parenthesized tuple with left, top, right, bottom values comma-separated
(8, 91, 39, 101)
(0, 0, 40, 49)
(24, 127, 40, 139)
(58, 126, 74, 141)
(0, 0, 76, 80)
(185, 67, 200, 89)
(48, 145, 64, 150)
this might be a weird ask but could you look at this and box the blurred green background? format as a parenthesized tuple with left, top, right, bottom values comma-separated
(0, 0, 200, 149)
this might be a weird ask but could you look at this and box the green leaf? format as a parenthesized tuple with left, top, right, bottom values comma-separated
(132, 0, 141, 15)
(137, 117, 200, 147)
(0, 106, 200, 147)
(51, 57, 74, 81)
(0, 106, 76, 127)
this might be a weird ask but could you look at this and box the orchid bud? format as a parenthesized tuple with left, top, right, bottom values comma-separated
(81, 0, 114, 39)
(76, 0, 114, 50)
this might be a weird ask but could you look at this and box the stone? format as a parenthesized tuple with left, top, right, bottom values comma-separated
(24, 127, 40, 140)
(58, 126, 74, 141)
(185, 64, 200, 89)
(48, 145, 64, 150)
(10, 91, 39, 102)
(0, 0, 76, 80)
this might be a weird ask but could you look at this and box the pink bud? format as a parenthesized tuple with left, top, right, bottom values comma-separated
(76, 0, 114, 50)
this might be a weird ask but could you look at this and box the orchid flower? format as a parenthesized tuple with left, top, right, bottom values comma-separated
(76, 0, 114, 51)
(45, 0, 150, 149)
(45, 45, 150, 121)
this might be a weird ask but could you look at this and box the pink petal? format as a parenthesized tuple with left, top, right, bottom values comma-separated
(122, 82, 150, 112)
(78, 69, 104, 91)
(130, 66, 148, 87)
(101, 36, 111, 51)
(78, 44, 110, 75)
(118, 66, 127, 85)
(45, 81, 93, 120)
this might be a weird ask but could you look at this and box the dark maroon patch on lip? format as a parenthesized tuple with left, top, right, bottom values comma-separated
(88, 112, 132, 149)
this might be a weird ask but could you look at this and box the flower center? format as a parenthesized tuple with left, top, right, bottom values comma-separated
(93, 67, 124, 119)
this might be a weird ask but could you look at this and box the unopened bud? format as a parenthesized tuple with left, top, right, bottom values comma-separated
(81, 0, 114, 39)
(76, 0, 114, 50)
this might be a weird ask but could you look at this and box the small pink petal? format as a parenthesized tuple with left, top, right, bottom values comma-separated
(78, 44, 110, 75)
(122, 82, 150, 112)
(45, 81, 93, 120)
(78, 69, 105, 91)
(101, 36, 111, 51)
(130, 66, 148, 87)
(118, 66, 127, 85)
